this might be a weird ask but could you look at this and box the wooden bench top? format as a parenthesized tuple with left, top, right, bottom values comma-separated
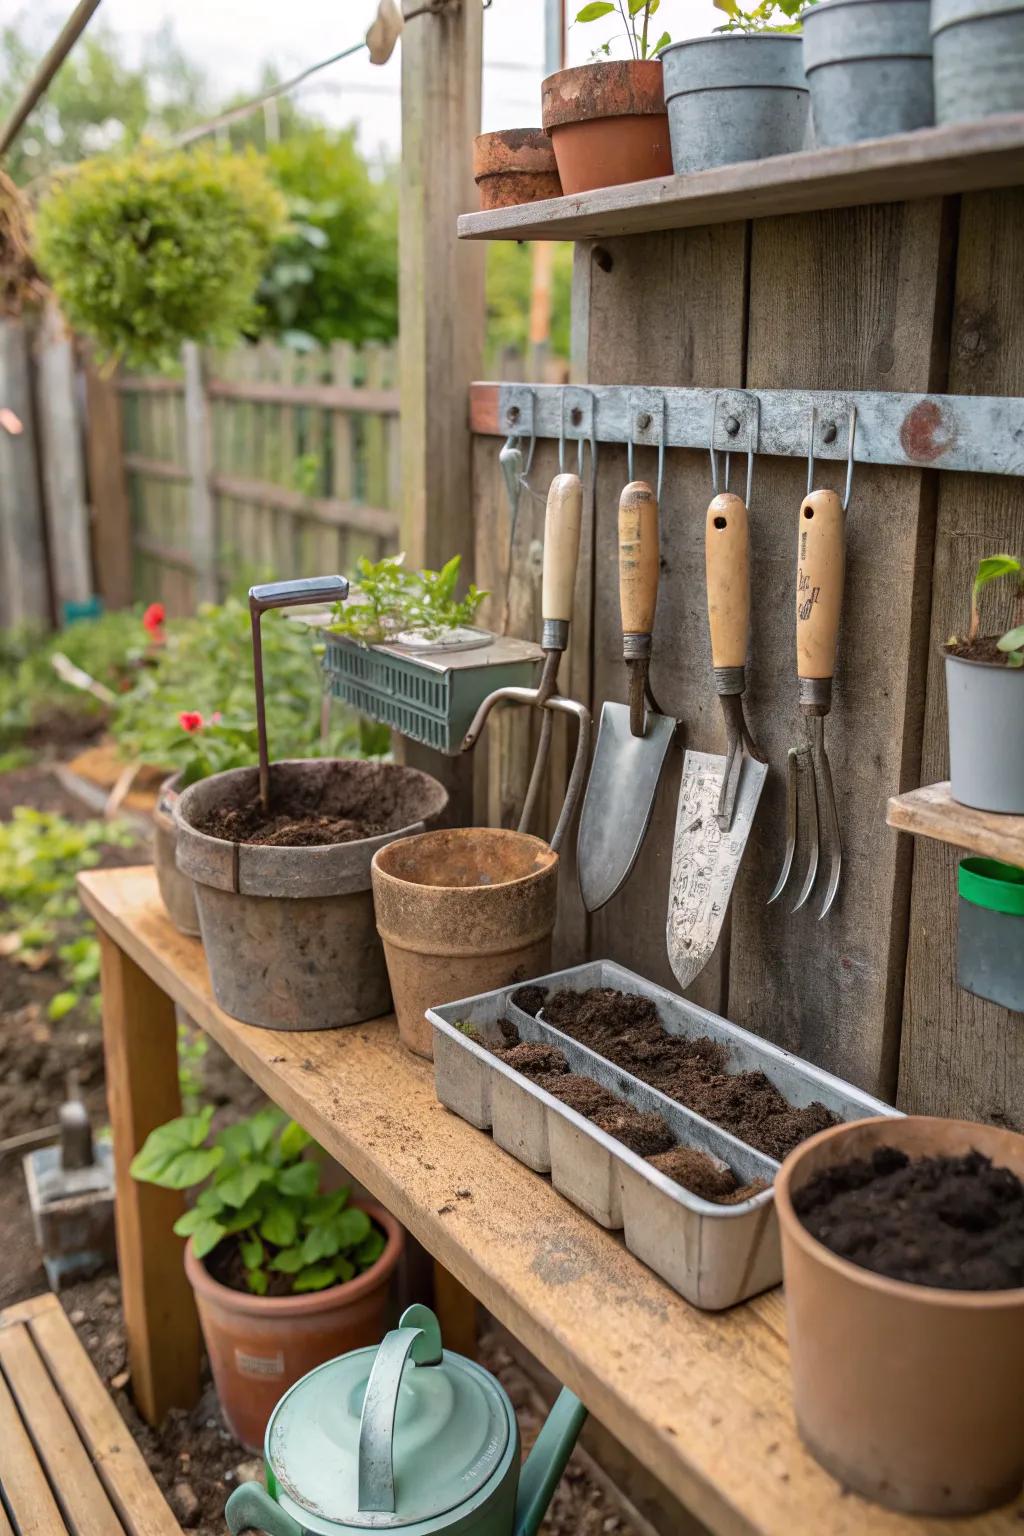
(0, 1291, 180, 1536)
(80, 865, 1024, 1536)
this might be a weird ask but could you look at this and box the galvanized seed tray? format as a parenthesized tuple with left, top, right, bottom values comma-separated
(428, 960, 899, 1311)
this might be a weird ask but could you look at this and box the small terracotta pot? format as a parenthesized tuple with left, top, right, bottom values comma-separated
(371, 827, 558, 1059)
(185, 1201, 403, 1451)
(153, 772, 201, 937)
(473, 128, 562, 209)
(541, 59, 672, 195)
(777, 1115, 1024, 1515)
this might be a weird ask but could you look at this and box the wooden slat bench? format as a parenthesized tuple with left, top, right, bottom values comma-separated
(0, 1293, 181, 1536)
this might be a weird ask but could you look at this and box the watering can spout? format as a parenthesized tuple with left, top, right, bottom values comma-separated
(513, 1388, 588, 1536)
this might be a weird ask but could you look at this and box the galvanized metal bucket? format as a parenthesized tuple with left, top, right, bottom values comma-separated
(945, 652, 1024, 813)
(802, 0, 933, 145)
(958, 858, 1024, 1012)
(660, 35, 809, 174)
(932, 0, 1024, 122)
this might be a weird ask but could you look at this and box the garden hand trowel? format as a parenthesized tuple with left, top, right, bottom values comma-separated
(667, 491, 766, 988)
(577, 481, 674, 912)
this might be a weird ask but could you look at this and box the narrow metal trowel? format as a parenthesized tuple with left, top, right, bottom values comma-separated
(577, 480, 675, 912)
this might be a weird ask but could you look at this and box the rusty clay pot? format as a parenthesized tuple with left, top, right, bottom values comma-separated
(541, 59, 672, 195)
(185, 1201, 403, 1452)
(473, 128, 562, 209)
(371, 827, 558, 1059)
(153, 772, 201, 937)
(776, 1115, 1024, 1515)
(175, 760, 449, 1032)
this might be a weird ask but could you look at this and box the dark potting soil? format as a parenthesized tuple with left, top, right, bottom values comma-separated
(793, 1146, 1024, 1291)
(195, 801, 385, 848)
(191, 761, 435, 848)
(945, 635, 1016, 666)
(515, 986, 837, 1161)
(203, 1218, 387, 1298)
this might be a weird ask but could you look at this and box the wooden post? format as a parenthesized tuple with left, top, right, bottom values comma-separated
(182, 342, 217, 603)
(0, 318, 50, 626)
(98, 932, 200, 1423)
(83, 357, 133, 609)
(35, 305, 94, 614)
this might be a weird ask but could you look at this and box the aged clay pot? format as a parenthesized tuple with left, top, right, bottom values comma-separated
(185, 1201, 403, 1451)
(153, 772, 201, 937)
(473, 128, 562, 209)
(176, 760, 449, 1031)
(371, 827, 558, 1058)
(541, 60, 672, 194)
(776, 1115, 1024, 1515)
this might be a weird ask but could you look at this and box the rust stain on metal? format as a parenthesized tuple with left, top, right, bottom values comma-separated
(900, 399, 957, 463)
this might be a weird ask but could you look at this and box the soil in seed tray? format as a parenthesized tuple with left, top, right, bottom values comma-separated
(518, 986, 837, 1160)
(794, 1146, 1024, 1291)
(945, 635, 1016, 666)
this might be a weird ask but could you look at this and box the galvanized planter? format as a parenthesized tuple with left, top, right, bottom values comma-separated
(802, 0, 933, 146)
(429, 959, 898, 1311)
(660, 35, 809, 175)
(932, 0, 1024, 122)
(945, 652, 1024, 813)
(958, 858, 1024, 1012)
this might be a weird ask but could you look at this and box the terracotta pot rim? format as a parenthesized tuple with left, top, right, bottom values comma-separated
(184, 1200, 403, 1317)
(542, 58, 666, 130)
(473, 127, 557, 177)
(776, 1115, 1024, 1307)
(371, 827, 558, 895)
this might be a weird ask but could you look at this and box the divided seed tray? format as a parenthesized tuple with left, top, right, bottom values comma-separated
(428, 959, 899, 1310)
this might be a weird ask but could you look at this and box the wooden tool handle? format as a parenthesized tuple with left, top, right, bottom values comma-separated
(796, 489, 845, 681)
(542, 472, 583, 623)
(618, 481, 659, 638)
(705, 492, 750, 670)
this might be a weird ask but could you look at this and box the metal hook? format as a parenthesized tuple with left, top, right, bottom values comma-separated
(628, 395, 665, 500)
(807, 402, 857, 511)
(558, 390, 585, 478)
(806, 404, 818, 499)
(708, 394, 741, 503)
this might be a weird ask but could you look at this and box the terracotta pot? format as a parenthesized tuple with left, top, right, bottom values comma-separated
(541, 59, 672, 194)
(153, 772, 201, 937)
(185, 1201, 403, 1452)
(473, 128, 562, 209)
(776, 1115, 1024, 1515)
(371, 827, 558, 1059)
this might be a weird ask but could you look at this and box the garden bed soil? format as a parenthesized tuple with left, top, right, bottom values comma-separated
(513, 985, 837, 1161)
(793, 1146, 1024, 1291)
(945, 636, 1016, 666)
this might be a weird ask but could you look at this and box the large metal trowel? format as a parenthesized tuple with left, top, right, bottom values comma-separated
(577, 481, 675, 912)
(667, 488, 767, 988)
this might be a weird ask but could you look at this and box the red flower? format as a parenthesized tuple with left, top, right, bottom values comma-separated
(142, 602, 165, 636)
(179, 711, 204, 733)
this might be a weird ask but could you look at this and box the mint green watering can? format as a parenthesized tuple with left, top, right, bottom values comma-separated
(226, 1305, 587, 1536)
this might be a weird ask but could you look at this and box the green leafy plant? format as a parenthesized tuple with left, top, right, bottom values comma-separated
(0, 609, 147, 753)
(713, 0, 814, 31)
(328, 555, 487, 646)
(574, 1, 671, 59)
(130, 1104, 387, 1296)
(955, 554, 1024, 667)
(35, 146, 286, 370)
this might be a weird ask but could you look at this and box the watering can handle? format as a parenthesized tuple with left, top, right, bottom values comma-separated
(225, 1482, 302, 1536)
(514, 1388, 588, 1536)
(357, 1304, 444, 1515)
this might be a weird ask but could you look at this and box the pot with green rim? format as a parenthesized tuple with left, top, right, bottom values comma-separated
(225, 1303, 586, 1536)
(958, 858, 1024, 1013)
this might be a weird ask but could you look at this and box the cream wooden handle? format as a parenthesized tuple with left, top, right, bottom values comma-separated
(542, 472, 583, 623)
(618, 481, 659, 637)
(705, 492, 750, 670)
(796, 489, 845, 681)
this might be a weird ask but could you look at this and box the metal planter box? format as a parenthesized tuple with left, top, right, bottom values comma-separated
(428, 959, 899, 1311)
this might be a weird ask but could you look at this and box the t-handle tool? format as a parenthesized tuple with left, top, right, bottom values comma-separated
(249, 575, 350, 812)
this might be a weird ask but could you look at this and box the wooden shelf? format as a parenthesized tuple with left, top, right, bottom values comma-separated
(80, 866, 1024, 1536)
(887, 782, 1024, 866)
(457, 114, 1024, 243)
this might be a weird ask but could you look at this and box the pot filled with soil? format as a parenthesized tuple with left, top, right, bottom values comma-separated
(957, 857, 1024, 1011)
(776, 1114, 1024, 1515)
(931, 0, 1024, 122)
(473, 128, 562, 209)
(801, 0, 933, 145)
(540, 60, 672, 195)
(660, 34, 809, 174)
(944, 554, 1024, 813)
(371, 828, 558, 1059)
(152, 771, 200, 937)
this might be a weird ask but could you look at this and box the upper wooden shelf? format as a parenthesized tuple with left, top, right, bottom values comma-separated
(457, 114, 1024, 243)
(887, 782, 1024, 866)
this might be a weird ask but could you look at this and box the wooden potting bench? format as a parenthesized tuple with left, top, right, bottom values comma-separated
(80, 864, 1023, 1536)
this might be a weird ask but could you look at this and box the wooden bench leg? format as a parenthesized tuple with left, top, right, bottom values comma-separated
(99, 931, 200, 1423)
(433, 1261, 478, 1360)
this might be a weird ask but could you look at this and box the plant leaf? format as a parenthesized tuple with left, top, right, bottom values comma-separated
(269, 1246, 306, 1274)
(650, 29, 671, 52)
(240, 1235, 264, 1270)
(293, 1263, 337, 1293)
(334, 1207, 372, 1251)
(216, 1122, 253, 1159)
(247, 1267, 269, 1296)
(260, 1203, 298, 1248)
(130, 1107, 222, 1189)
(279, 1120, 313, 1161)
(248, 1104, 286, 1153)
(215, 1161, 275, 1209)
(276, 1161, 319, 1198)
(973, 555, 1021, 602)
(575, 0, 616, 18)
(997, 624, 1024, 653)
(301, 1224, 340, 1264)
(355, 1229, 386, 1268)
(48, 990, 78, 1021)
(190, 1217, 227, 1260)
(332, 1255, 355, 1284)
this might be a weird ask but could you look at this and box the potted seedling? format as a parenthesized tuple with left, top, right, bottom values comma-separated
(802, 0, 933, 146)
(540, 3, 674, 195)
(131, 1101, 403, 1451)
(661, 1, 812, 174)
(943, 552, 1024, 814)
(931, 0, 1024, 124)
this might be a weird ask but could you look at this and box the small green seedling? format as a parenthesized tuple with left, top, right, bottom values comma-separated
(714, 0, 816, 31)
(328, 553, 487, 646)
(956, 554, 1024, 667)
(574, 2, 671, 61)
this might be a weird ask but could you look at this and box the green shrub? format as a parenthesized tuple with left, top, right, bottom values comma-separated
(35, 146, 286, 370)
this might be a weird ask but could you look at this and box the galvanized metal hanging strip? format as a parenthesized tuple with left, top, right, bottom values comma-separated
(626, 388, 666, 501)
(497, 382, 1024, 478)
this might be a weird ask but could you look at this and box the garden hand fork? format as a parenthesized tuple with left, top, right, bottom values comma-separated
(768, 407, 856, 920)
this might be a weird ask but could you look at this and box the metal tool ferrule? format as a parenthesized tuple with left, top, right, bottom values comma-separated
(798, 677, 832, 715)
(714, 665, 745, 697)
(542, 618, 569, 652)
(622, 632, 652, 662)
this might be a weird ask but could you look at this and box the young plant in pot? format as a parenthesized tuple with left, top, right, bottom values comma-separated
(541, 3, 675, 195)
(131, 1101, 403, 1451)
(943, 553, 1024, 814)
(174, 577, 450, 1031)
